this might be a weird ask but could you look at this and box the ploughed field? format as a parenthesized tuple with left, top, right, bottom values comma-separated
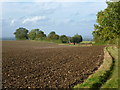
(2, 41, 104, 88)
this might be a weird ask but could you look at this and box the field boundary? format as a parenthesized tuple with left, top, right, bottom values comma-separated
(101, 46, 118, 88)
(73, 47, 114, 88)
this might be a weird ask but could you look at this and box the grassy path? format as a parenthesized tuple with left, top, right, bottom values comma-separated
(73, 46, 119, 89)
(101, 46, 119, 88)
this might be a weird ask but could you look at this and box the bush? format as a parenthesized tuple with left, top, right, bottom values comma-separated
(70, 34, 83, 45)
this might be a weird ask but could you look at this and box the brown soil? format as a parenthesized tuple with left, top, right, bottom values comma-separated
(2, 41, 105, 88)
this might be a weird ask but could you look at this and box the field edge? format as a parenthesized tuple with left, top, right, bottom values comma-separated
(73, 46, 113, 88)
(101, 46, 119, 88)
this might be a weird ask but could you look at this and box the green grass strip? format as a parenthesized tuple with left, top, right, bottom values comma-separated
(101, 46, 119, 88)
(73, 47, 113, 88)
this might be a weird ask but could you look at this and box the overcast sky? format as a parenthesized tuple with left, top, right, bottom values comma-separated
(1, 0, 107, 38)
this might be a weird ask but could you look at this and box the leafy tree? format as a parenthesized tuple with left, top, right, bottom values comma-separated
(28, 29, 46, 40)
(93, 1, 120, 44)
(49, 31, 56, 35)
(35, 31, 46, 40)
(14, 27, 29, 40)
(48, 31, 59, 40)
(60, 35, 69, 43)
(70, 34, 83, 45)
(28, 29, 39, 40)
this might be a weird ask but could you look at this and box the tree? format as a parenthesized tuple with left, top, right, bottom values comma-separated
(93, 1, 120, 44)
(60, 35, 69, 43)
(14, 27, 29, 40)
(28, 29, 46, 40)
(35, 31, 46, 40)
(28, 29, 39, 40)
(70, 34, 83, 45)
(48, 31, 59, 40)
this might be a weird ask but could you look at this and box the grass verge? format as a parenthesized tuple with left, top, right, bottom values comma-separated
(80, 41, 95, 44)
(101, 46, 119, 88)
(73, 46, 114, 88)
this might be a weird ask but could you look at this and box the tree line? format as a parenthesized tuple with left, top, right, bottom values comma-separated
(14, 2, 120, 45)
(14, 27, 83, 44)
(92, 1, 120, 44)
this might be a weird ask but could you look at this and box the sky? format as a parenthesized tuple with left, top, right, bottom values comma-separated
(1, 0, 107, 38)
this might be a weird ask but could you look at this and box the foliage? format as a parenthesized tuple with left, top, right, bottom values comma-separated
(35, 30, 46, 40)
(28, 29, 46, 40)
(28, 29, 38, 40)
(14, 27, 29, 40)
(59, 35, 69, 43)
(70, 34, 83, 44)
(93, 2, 120, 44)
(48, 31, 59, 40)
(14, 28, 83, 44)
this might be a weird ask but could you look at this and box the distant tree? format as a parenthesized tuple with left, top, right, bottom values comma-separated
(28, 29, 39, 40)
(48, 31, 56, 35)
(28, 29, 46, 40)
(48, 31, 59, 40)
(52, 34, 59, 40)
(70, 34, 83, 45)
(60, 35, 69, 43)
(35, 30, 46, 40)
(14, 27, 29, 40)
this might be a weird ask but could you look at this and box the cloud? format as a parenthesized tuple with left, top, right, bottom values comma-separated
(0, 0, 106, 2)
(33, 0, 54, 2)
(10, 19, 15, 26)
(22, 16, 46, 24)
